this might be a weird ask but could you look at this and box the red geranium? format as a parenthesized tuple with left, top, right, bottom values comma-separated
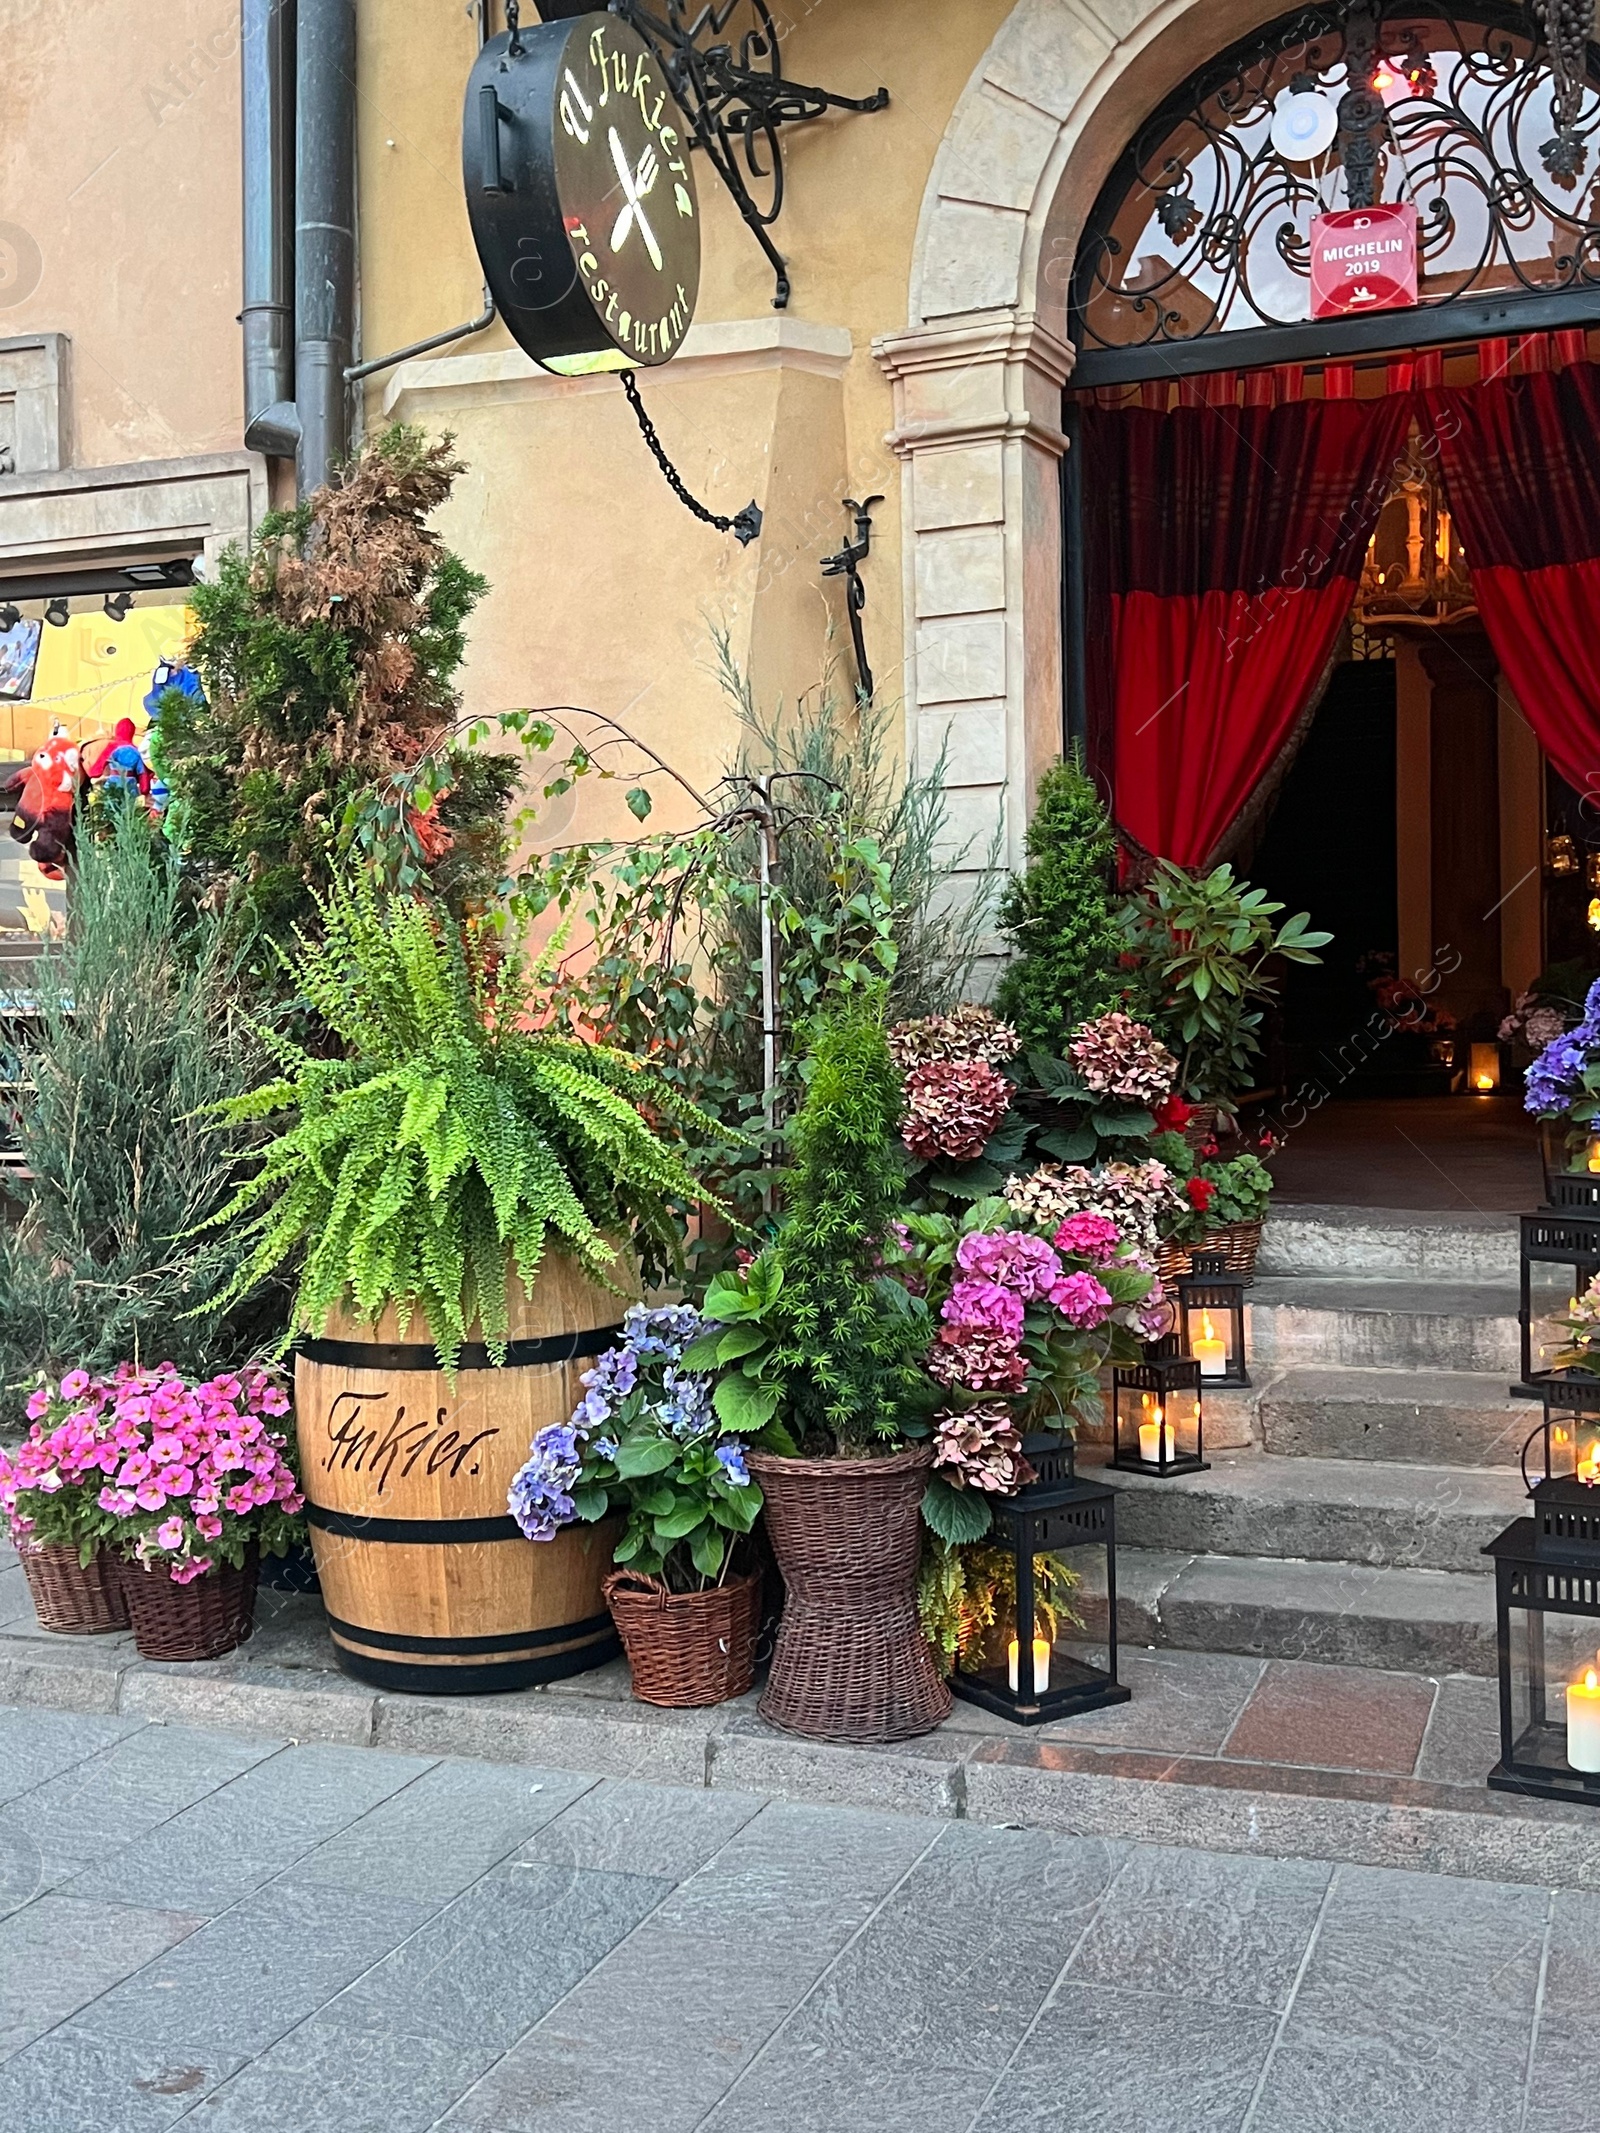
(1185, 1177, 1215, 1213)
(1154, 1094, 1195, 1132)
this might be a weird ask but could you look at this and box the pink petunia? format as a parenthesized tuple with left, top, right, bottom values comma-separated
(134, 1481, 168, 1512)
(224, 1484, 256, 1516)
(156, 1465, 195, 1496)
(60, 1370, 90, 1399)
(195, 1512, 224, 1539)
(154, 1516, 186, 1550)
(169, 1556, 212, 1585)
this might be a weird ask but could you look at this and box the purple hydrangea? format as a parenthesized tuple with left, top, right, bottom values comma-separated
(508, 1428, 582, 1541)
(1526, 979, 1600, 1117)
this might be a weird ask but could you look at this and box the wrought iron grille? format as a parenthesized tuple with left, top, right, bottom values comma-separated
(1070, 3, 1600, 373)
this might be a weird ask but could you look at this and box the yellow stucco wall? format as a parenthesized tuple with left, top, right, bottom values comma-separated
(1, 0, 245, 466)
(355, 0, 1014, 835)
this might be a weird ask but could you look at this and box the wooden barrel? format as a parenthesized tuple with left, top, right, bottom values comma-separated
(293, 1256, 627, 1694)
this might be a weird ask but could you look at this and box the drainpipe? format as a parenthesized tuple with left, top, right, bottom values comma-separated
(293, 0, 357, 493)
(241, 0, 299, 458)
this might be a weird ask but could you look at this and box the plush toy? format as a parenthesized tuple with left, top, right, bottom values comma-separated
(4, 726, 81, 880)
(86, 716, 150, 797)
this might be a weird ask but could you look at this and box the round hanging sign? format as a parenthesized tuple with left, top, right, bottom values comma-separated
(463, 14, 700, 374)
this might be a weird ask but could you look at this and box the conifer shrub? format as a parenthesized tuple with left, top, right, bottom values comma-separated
(995, 754, 1125, 1054)
(0, 815, 283, 1385)
(159, 425, 518, 976)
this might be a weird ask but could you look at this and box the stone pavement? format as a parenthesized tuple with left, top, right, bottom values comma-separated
(3, 1561, 1600, 1893)
(0, 1703, 1589, 2133)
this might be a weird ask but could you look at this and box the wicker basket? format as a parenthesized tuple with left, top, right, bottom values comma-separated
(117, 1550, 258, 1662)
(604, 1567, 762, 1709)
(18, 1541, 129, 1635)
(1156, 1220, 1263, 1285)
(1182, 1102, 1221, 1152)
(748, 1444, 951, 1744)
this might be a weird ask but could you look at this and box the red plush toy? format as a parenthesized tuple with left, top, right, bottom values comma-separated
(4, 727, 81, 880)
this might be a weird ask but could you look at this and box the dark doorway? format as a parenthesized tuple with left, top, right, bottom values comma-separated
(1252, 659, 1398, 1095)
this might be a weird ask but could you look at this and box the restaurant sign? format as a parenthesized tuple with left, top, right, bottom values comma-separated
(463, 12, 700, 374)
(1308, 204, 1419, 320)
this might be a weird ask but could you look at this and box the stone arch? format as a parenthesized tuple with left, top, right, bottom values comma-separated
(875, 0, 1302, 899)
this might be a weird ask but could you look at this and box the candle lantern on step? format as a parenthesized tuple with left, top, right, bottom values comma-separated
(1486, 1401, 1600, 1804)
(1517, 1209, 1600, 1393)
(1468, 1043, 1501, 1094)
(1176, 1252, 1249, 1389)
(950, 1434, 1131, 1728)
(1109, 1344, 1206, 1477)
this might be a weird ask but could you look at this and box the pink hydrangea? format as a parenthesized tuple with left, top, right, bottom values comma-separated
(956, 1229, 1063, 1302)
(1052, 1212, 1123, 1266)
(1050, 1271, 1114, 1329)
(942, 1277, 1025, 1342)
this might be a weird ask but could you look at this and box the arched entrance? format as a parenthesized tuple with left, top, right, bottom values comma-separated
(884, 0, 1600, 1201)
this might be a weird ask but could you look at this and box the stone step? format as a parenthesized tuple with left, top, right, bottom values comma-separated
(1259, 1202, 1521, 1282)
(1249, 1277, 1519, 1372)
(1080, 1547, 1499, 1676)
(1101, 1453, 1523, 1573)
(1257, 1365, 1531, 1467)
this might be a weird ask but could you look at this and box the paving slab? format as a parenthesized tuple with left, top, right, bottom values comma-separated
(0, 2022, 242, 2130)
(1220, 1658, 1437, 1775)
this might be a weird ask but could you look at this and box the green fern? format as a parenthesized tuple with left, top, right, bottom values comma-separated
(205, 878, 721, 1373)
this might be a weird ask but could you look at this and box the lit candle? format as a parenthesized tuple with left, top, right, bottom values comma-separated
(1192, 1310, 1227, 1379)
(1138, 1410, 1176, 1464)
(1474, 1072, 1495, 1092)
(1006, 1637, 1053, 1695)
(1587, 1135, 1600, 1175)
(1566, 1665, 1600, 1774)
(1580, 1441, 1600, 1487)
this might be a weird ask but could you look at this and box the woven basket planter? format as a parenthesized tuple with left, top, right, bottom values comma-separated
(748, 1444, 951, 1744)
(1182, 1102, 1221, 1152)
(1156, 1220, 1263, 1285)
(117, 1549, 258, 1663)
(604, 1567, 762, 1708)
(18, 1541, 129, 1636)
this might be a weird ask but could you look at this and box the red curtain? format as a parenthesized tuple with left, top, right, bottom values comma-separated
(1426, 362, 1600, 798)
(1082, 395, 1413, 867)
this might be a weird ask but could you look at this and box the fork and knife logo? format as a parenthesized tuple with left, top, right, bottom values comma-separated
(608, 126, 663, 272)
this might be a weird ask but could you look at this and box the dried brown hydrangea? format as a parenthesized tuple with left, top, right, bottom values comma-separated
(902, 1059, 1013, 1164)
(889, 1003, 1021, 1073)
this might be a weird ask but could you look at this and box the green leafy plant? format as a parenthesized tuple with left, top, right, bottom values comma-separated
(918, 1537, 1080, 1677)
(1122, 861, 1330, 1112)
(0, 814, 287, 1387)
(689, 998, 933, 1456)
(1151, 1133, 1275, 1243)
(205, 876, 720, 1375)
(159, 425, 519, 978)
(995, 754, 1126, 1054)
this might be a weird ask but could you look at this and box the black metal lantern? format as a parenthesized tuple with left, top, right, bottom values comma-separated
(1517, 1207, 1600, 1393)
(1486, 1522, 1600, 1805)
(1176, 1251, 1249, 1389)
(1523, 1383, 1600, 1557)
(1109, 1345, 1206, 1477)
(950, 1435, 1129, 1728)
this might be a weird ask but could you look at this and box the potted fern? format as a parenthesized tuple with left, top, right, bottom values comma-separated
(205, 877, 721, 1692)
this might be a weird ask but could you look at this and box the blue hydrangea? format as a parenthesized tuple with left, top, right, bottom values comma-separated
(715, 1442, 751, 1487)
(507, 1425, 582, 1542)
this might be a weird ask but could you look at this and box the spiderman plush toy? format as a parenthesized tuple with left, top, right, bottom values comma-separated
(3, 726, 81, 880)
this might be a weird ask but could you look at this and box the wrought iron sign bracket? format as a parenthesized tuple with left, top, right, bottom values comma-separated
(534, 1, 889, 309)
(820, 495, 883, 701)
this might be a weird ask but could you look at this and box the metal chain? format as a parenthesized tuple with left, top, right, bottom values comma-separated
(619, 370, 763, 546)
